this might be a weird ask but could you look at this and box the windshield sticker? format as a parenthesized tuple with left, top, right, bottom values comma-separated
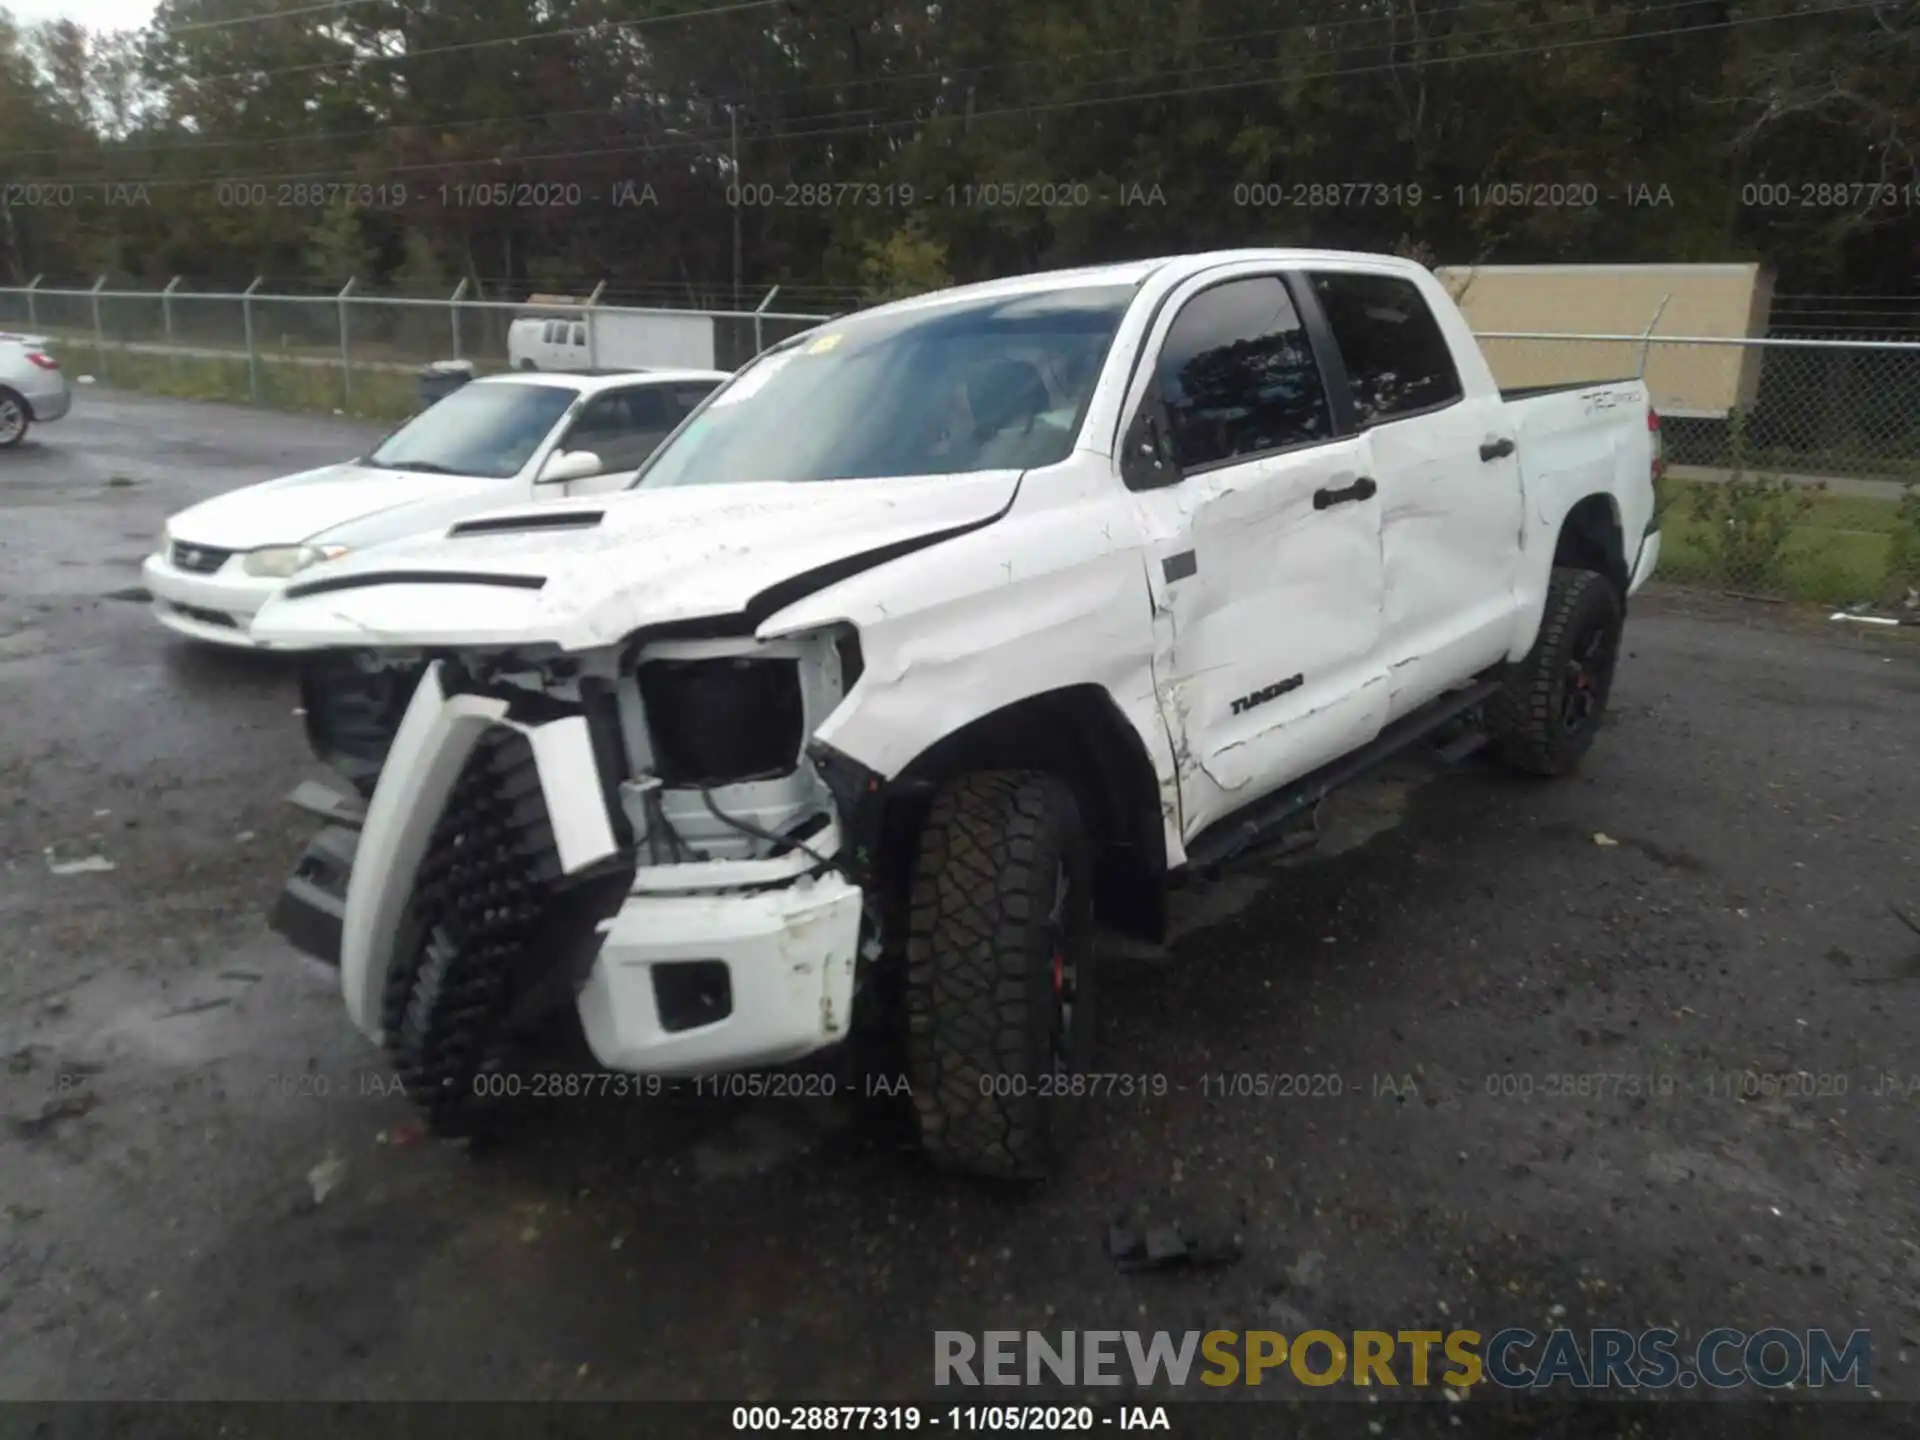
(806, 332, 844, 354)
(708, 350, 797, 407)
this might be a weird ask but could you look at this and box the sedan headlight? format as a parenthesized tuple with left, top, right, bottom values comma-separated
(243, 543, 350, 578)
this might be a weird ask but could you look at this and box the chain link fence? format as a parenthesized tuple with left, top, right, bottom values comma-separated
(0, 279, 835, 422)
(5, 279, 1916, 608)
(1478, 332, 1920, 607)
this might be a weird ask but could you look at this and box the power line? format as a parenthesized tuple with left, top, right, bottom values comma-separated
(9, 2, 1891, 190)
(188, 0, 789, 86)
(168, 0, 383, 35)
(3, 0, 1528, 159)
(3, 0, 1856, 165)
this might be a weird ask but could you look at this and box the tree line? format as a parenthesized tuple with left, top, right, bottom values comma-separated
(0, 0, 1914, 308)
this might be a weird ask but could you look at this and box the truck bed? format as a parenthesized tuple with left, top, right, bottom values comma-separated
(1498, 377, 1638, 402)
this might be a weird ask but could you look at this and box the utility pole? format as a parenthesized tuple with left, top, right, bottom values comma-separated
(729, 103, 742, 313)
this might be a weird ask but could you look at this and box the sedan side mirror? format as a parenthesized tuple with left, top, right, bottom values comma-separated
(538, 449, 602, 484)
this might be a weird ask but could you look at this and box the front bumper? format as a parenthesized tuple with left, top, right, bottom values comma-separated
(273, 659, 863, 1076)
(143, 552, 285, 646)
(579, 872, 863, 1074)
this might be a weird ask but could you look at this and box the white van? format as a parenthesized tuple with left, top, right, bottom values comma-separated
(506, 298, 721, 372)
(507, 314, 589, 371)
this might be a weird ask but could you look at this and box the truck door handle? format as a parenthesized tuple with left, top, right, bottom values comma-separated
(1313, 477, 1377, 510)
(1480, 437, 1516, 462)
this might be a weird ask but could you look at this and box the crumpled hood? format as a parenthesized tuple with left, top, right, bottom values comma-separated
(247, 471, 1022, 652)
(168, 463, 513, 550)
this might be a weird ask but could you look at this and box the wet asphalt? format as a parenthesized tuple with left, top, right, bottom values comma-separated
(3, 390, 1920, 1424)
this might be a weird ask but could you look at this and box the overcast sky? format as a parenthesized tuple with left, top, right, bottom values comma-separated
(8, 0, 156, 28)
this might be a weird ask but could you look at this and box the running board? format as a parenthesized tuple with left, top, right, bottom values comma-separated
(1182, 679, 1502, 873)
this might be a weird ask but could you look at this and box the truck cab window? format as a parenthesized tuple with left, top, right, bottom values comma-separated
(1155, 277, 1333, 471)
(1309, 272, 1463, 426)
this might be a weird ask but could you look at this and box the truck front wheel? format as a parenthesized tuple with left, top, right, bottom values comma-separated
(1488, 565, 1624, 776)
(903, 771, 1094, 1181)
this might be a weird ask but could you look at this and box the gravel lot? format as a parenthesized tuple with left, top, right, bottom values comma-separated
(4, 390, 1920, 1424)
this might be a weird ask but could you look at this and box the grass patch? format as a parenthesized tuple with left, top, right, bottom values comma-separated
(1657, 477, 1907, 604)
(53, 342, 420, 422)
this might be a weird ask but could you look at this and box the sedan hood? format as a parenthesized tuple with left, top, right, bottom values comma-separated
(248, 471, 1022, 652)
(168, 463, 513, 550)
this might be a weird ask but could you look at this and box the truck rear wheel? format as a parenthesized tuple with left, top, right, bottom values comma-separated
(1488, 566, 1624, 776)
(903, 771, 1094, 1181)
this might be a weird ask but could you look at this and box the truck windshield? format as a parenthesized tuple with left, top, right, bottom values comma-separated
(635, 284, 1136, 486)
(363, 382, 576, 479)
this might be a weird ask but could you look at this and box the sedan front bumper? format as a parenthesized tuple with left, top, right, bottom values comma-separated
(143, 551, 286, 646)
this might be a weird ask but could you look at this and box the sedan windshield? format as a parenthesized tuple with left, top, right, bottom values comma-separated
(364, 382, 576, 479)
(636, 284, 1136, 487)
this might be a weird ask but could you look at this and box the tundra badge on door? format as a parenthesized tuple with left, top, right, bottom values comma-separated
(1230, 674, 1304, 716)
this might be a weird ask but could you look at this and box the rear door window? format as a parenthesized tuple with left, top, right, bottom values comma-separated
(1308, 272, 1463, 426)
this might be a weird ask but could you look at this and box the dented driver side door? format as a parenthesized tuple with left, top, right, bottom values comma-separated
(1123, 269, 1389, 845)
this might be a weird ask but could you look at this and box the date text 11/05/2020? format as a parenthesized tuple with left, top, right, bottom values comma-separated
(59, 1067, 1920, 1107)
(88, 1069, 1421, 1104)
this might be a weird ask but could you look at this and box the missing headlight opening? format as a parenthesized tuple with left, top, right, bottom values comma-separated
(636, 654, 805, 786)
(615, 630, 853, 869)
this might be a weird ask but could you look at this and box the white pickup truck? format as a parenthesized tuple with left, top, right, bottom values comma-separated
(254, 249, 1661, 1180)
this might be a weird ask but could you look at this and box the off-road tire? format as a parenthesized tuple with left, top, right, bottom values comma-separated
(903, 770, 1094, 1181)
(383, 729, 562, 1137)
(0, 388, 31, 449)
(1488, 565, 1624, 776)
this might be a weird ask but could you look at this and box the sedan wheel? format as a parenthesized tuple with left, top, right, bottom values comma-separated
(0, 393, 28, 449)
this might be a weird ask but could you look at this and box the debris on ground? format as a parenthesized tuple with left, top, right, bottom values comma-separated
(306, 1152, 348, 1206)
(1284, 1248, 1326, 1290)
(9, 1091, 98, 1141)
(160, 998, 232, 1019)
(382, 1120, 426, 1149)
(45, 851, 115, 875)
(1829, 611, 1902, 628)
(1891, 904, 1920, 942)
(1592, 833, 1620, 847)
(1107, 1196, 1246, 1272)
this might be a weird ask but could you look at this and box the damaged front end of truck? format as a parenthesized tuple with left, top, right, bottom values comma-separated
(271, 618, 886, 1132)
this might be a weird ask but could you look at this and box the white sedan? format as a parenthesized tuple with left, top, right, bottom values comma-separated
(0, 333, 73, 447)
(144, 367, 726, 647)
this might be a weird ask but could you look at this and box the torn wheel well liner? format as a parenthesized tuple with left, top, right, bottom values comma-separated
(888, 685, 1168, 941)
(1553, 495, 1628, 596)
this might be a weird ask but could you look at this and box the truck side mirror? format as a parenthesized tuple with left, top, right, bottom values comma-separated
(1121, 394, 1179, 491)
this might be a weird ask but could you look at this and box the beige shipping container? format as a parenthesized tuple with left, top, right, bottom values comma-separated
(1434, 262, 1774, 418)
